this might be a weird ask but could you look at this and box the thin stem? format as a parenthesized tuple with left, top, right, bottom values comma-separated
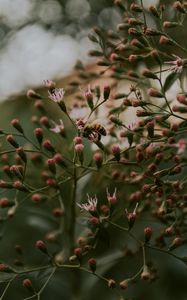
(0, 275, 17, 300)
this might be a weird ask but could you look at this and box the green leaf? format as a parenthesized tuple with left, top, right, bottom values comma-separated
(163, 72, 179, 92)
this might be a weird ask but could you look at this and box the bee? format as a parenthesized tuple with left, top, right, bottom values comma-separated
(83, 122, 107, 141)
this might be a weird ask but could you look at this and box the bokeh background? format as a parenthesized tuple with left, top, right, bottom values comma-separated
(0, 0, 160, 101)
(0, 1, 187, 300)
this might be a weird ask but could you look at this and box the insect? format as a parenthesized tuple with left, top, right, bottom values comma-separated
(83, 122, 107, 141)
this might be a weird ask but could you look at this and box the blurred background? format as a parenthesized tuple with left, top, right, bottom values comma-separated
(0, 0, 160, 101)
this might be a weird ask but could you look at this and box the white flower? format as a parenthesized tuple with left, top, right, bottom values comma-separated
(48, 88, 65, 102)
(77, 194, 98, 212)
(50, 120, 64, 134)
(165, 55, 184, 73)
(69, 106, 88, 121)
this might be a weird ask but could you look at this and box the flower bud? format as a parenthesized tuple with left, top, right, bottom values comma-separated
(22, 278, 34, 292)
(53, 208, 64, 218)
(159, 35, 173, 45)
(27, 89, 42, 99)
(0, 263, 13, 273)
(34, 128, 43, 145)
(75, 144, 84, 164)
(142, 69, 158, 80)
(126, 212, 136, 229)
(42, 139, 55, 152)
(149, 5, 160, 18)
(128, 28, 142, 37)
(11, 119, 24, 134)
(141, 265, 151, 280)
(119, 279, 130, 289)
(168, 236, 183, 250)
(128, 54, 143, 63)
(89, 216, 100, 226)
(144, 227, 153, 243)
(93, 152, 103, 168)
(103, 85, 110, 101)
(111, 145, 121, 161)
(146, 121, 154, 138)
(0, 180, 13, 189)
(47, 158, 56, 174)
(145, 28, 161, 36)
(46, 178, 58, 188)
(85, 91, 94, 110)
(150, 49, 161, 64)
(16, 147, 27, 163)
(74, 247, 82, 260)
(6, 135, 19, 148)
(53, 153, 67, 168)
(40, 116, 50, 128)
(0, 197, 12, 208)
(31, 193, 43, 203)
(88, 258, 97, 273)
(13, 180, 29, 192)
(148, 88, 163, 98)
(35, 240, 48, 255)
(130, 38, 145, 49)
(109, 115, 123, 126)
(163, 21, 179, 28)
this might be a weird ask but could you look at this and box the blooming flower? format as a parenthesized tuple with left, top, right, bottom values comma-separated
(77, 194, 98, 212)
(43, 80, 56, 89)
(48, 88, 65, 102)
(106, 188, 117, 205)
(165, 54, 184, 73)
(50, 120, 64, 134)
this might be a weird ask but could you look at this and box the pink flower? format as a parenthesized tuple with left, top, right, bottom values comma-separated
(43, 80, 56, 89)
(50, 120, 64, 133)
(106, 188, 117, 205)
(77, 195, 98, 212)
(165, 55, 184, 73)
(48, 88, 65, 102)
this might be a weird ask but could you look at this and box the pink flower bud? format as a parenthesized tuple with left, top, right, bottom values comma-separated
(74, 136, 83, 145)
(88, 258, 97, 272)
(159, 35, 173, 45)
(11, 119, 24, 134)
(22, 278, 34, 292)
(6, 134, 19, 148)
(144, 227, 153, 242)
(75, 144, 84, 153)
(148, 88, 163, 98)
(103, 85, 110, 101)
(111, 145, 121, 161)
(141, 265, 151, 280)
(42, 139, 55, 152)
(93, 152, 103, 168)
(27, 89, 42, 99)
(34, 128, 43, 144)
(35, 240, 48, 254)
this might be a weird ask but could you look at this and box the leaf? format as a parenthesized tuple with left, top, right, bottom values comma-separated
(163, 72, 179, 92)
